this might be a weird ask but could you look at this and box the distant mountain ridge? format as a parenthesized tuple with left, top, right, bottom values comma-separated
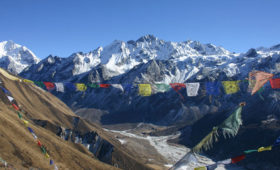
(19, 35, 235, 81)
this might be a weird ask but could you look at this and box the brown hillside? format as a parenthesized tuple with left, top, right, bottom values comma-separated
(0, 68, 151, 170)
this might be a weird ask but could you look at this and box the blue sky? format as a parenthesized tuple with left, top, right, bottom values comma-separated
(0, 0, 279, 58)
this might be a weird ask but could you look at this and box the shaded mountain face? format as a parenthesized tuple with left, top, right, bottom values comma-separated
(17, 36, 280, 168)
(0, 41, 39, 74)
(0, 68, 152, 170)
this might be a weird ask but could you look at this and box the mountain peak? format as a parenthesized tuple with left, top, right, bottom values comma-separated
(0, 40, 40, 74)
(136, 34, 158, 42)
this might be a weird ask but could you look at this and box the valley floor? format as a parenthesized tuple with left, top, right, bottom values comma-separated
(103, 123, 231, 170)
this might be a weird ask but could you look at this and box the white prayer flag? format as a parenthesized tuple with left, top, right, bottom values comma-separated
(31, 132, 38, 139)
(55, 83, 64, 93)
(7, 96, 14, 102)
(186, 83, 200, 97)
(217, 158, 231, 164)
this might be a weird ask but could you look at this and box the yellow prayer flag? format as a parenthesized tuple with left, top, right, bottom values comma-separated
(258, 146, 272, 152)
(22, 120, 29, 126)
(75, 83, 87, 91)
(222, 81, 240, 94)
(45, 153, 50, 158)
(23, 79, 34, 83)
(194, 167, 207, 170)
(138, 84, 152, 96)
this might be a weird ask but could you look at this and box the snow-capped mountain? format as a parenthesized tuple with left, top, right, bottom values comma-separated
(20, 35, 234, 81)
(14, 35, 280, 169)
(0, 40, 40, 74)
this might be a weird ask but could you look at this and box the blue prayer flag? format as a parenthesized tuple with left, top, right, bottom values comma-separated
(27, 127, 34, 133)
(206, 82, 221, 95)
(50, 159, 54, 165)
(0, 86, 12, 95)
(64, 82, 76, 92)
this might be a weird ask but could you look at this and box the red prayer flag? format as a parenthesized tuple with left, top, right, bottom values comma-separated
(231, 155, 245, 164)
(43, 82, 55, 91)
(37, 140, 42, 147)
(270, 78, 280, 89)
(12, 103, 19, 110)
(170, 83, 186, 100)
(100, 84, 110, 88)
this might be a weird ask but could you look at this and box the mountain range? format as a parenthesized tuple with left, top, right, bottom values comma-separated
(1, 35, 280, 169)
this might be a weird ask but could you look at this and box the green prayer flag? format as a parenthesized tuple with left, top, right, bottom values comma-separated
(219, 105, 243, 138)
(17, 111, 22, 119)
(155, 84, 170, 93)
(87, 83, 100, 88)
(193, 103, 245, 153)
(244, 149, 258, 154)
(34, 81, 45, 89)
(40, 146, 46, 154)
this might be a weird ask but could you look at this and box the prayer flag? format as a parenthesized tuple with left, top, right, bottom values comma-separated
(186, 83, 200, 97)
(75, 83, 87, 91)
(55, 83, 64, 92)
(170, 83, 186, 99)
(40, 146, 46, 154)
(54, 165, 58, 170)
(206, 82, 220, 95)
(217, 158, 231, 164)
(7, 96, 14, 102)
(244, 149, 258, 154)
(249, 71, 273, 95)
(0, 86, 11, 95)
(270, 78, 280, 89)
(43, 82, 55, 91)
(274, 136, 280, 146)
(50, 160, 54, 165)
(87, 83, 99, 88)
(23, 79, 34, 83)
(257, 146, 272, 152)
(222, 81, 240, 94)
(64, 82, 76, 91)
(193, 103, 244, 153)
(17, 111, 22, 119)
(34, 81, 45, 89)
(45, 153, 50, 158)
(231, 155, 245, 164)
(138, 84, 152, 96)
(12, 103, 19, 110)
(155, 84, 170, 93)
(100, 84, 110, 88)
(23, 120, 29, 126)
(31, 133, 37, 139)
(37, 140, 42, 147)
(219, 104, 243, 138)
(27, 127, 34, 133)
